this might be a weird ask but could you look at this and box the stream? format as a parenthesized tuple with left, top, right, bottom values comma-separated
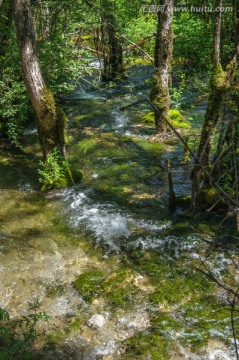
(0, 66, 238, 359)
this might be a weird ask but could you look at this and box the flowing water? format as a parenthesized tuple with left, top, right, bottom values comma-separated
(1, 66, 238, 359)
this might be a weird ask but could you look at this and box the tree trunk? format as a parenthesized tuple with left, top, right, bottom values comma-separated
(190, 0, 239, 210)
(190, 0, 224, 209)
(166, 158, 176, 210)
(12, 0, 67, 161)
(101, 9, 123, 82)
(106, 15, 123, 81)
(232, 0, 239, 42)
(150, 0, 173, 133)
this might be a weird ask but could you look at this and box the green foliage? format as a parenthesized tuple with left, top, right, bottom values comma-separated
(38, 148, 70, 191)
(173, 13, 214, 71)
(0, 76, 29, 147)
(170, 74, 185, 109)
(0, 303, 49, 360)
(0, 33, 32, 148)
(124, 13, 156, 56)
(39, 36, 89, 95)
(0, 309, 10, 321)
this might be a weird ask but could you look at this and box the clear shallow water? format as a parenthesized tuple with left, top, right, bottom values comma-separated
(0, 187, 237, 359)
(62, 188, 172, 254)
(0, 68, 238, 359)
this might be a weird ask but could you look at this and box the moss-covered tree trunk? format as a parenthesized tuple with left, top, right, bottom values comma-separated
(190, 0, 225, 210)
(150, 0, 173, 133)
(100, 0, 123, 82)
(12, 0, 66, 161)
(106, 15, 123, 81)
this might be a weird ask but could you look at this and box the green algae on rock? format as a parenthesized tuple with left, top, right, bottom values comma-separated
(73, 271, 105, 303)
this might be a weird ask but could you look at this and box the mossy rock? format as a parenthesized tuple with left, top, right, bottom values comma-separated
(197, 223, 217, 236)
(123, 331, 170, 360)
(197, 188, 221, 210)
(169, 109, 190, 129)
(102, 269, 139, 308)
(177, 295, 231, 351)
(142, 110, 190, 129)
(46, 330, 67, 349)
(150, 277, 190, 306)
(73, 270, 105, 302)
(169, 108, 183, 121)
(73, 268, 140, 308)
(160, 221, 192, 237)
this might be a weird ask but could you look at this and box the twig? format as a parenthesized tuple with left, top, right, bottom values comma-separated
(119, 33, 154, 62)
(196, 267, 237, 296)
(220, 213, 231, 226)
(207, 199, 221, 212)
(120, 98, 148, 111)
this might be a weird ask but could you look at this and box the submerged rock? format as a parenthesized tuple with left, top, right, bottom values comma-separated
(88, 314, 107, 329)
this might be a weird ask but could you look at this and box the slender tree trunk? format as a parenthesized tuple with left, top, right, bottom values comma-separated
(101, 14, 123, 81)
(166, 158, 176, 210)
(190, 0, 239, 210)
(106, 15, 123, 81)
(190, 0, 224, 209)
(150, 0, 173, 133)
(12, 0, 66, 161)
(232, 0, 239, 42)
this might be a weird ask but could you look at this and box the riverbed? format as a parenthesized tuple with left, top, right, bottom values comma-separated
(0, 66, 238, 359)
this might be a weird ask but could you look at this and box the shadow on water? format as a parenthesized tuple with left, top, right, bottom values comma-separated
(0, 144, 40, 190)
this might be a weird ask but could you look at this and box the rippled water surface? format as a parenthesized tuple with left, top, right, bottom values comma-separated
(1, 67, 238, 359)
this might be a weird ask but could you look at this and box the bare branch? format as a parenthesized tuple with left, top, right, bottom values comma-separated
(196, 267, 237, 297)
(119, 33, 154, 62)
